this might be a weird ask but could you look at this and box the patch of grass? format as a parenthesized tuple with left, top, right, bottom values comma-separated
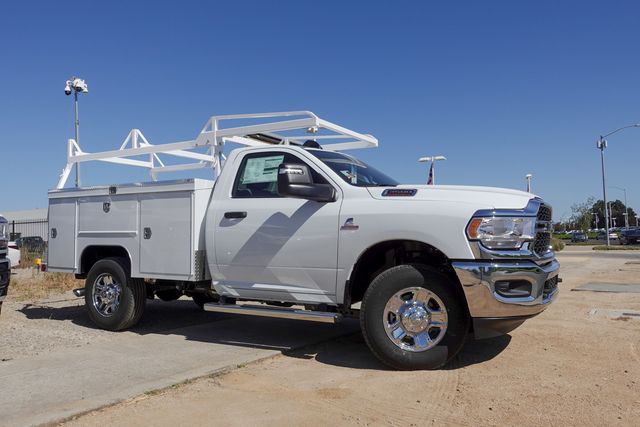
(592, 245, 640, 251)
(8, 270, 83, 301)
(18, 248, 45, 269)
(552, 238, 565, 252)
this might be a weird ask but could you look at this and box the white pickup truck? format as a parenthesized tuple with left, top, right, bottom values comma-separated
(46, 112, 559, 370)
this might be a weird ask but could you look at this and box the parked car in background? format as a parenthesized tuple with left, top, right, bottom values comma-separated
(0, 216, 10, 311)
(619, 228, 640, 245)
(571, 232, 588, 242)
(15, 236, 45, 252)
(597, 230, 619, 240)
(7, 242, 20, 268)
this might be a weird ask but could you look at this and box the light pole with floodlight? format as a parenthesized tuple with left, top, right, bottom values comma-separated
(596, 123, 640, 246)
(64, 77, 89, 187)
(418, 155, 446, 184)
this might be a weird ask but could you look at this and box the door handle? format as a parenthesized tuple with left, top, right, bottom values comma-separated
(224, 211, 247, 219)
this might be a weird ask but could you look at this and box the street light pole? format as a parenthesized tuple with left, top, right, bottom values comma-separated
(598, 136, 610, 246)
(525, 174, 533, 193)
(610, 186, 629, 228)
(64, 77, 89, 188)
(73, 90, 80, 187)
(596, 123, 640, 246)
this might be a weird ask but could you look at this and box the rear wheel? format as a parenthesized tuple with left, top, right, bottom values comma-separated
(84, 257, 145, 331)
(360, 264, 469, 370)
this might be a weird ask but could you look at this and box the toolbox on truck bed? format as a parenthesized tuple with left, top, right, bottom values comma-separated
(47, 179, 214, 281)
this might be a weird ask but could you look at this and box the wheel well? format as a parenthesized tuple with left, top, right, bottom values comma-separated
(79, 246, 131, 277)
(346, 240, 466, 308)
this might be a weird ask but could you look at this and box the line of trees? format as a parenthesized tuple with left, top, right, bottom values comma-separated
(555, 198, 638, 231)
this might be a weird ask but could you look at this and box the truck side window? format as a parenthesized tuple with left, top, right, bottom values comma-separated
(232, 152, 328, 198)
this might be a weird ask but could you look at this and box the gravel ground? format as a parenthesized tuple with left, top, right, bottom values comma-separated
(2, 247, 640, 426)
(0, 272, 223, 362)
(59, 247, 640, 427)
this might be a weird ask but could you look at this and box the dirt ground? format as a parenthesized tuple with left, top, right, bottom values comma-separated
(57, 247, 640, 427)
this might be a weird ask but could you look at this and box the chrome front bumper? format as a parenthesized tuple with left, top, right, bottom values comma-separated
(452, 259, 560, 318)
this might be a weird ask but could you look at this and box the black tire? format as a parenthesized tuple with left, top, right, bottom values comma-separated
(84, 257, 146, 331)
(192, 292, 219, 309)
(360, 264, 469, 370)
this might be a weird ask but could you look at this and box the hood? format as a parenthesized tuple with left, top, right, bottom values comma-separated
(366, 184, 537, 211)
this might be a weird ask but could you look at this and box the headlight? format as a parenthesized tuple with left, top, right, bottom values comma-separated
(466, 216, 536, 249)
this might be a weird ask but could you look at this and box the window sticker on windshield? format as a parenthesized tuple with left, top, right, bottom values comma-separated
(339, 169, 357, 184)
(241, 155, 284, 184)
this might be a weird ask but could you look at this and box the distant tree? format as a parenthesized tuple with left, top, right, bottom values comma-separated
(592, 199, 637, 228)
(571, 197, 595, 231)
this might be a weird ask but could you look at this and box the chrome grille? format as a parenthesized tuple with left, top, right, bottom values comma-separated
(533, 204, 553, 256)
(537, 205, 552, 222)
(543, 276, 558, 299)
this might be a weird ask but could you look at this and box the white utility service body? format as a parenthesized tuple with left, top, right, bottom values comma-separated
(45, 111, 560, 370)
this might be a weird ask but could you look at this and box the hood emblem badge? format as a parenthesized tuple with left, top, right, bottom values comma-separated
(341, 218, 359, 231)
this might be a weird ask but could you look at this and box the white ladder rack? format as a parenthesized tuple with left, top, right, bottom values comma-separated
(57, 111, 378, 189)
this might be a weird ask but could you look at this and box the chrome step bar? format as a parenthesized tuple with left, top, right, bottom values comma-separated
(203, 303, 343, 324)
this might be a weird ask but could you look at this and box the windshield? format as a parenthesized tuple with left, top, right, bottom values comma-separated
(308, 150, 399, 187)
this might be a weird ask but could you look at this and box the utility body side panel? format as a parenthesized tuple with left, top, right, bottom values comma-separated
(47, 198, 77, 272)
(47, 179, 214, 281)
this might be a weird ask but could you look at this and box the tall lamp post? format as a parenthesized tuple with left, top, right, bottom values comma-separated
(64, 77, 89, 187)
(418, 155, 446, 185)
(609, 186, 629, 229)
(596, 123, 640, 246)
(525, 174, 533, 192)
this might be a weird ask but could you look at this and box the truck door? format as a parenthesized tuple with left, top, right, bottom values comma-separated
(213, 151, 341, 303)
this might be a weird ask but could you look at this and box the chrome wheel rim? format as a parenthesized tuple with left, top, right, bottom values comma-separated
(383, 287, 448, 352)
(92, 273, 122, 317)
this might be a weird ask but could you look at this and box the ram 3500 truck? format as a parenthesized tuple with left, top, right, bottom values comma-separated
(46, 111, 559, 370)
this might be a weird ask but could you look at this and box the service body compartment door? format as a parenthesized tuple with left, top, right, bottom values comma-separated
(48, 198, 77, 271)
(139, 192, 192, 277)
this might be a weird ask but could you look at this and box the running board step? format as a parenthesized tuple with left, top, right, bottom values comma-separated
(203, 303, 342, 324)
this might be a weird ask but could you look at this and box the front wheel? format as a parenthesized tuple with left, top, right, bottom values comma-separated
(84, 257, 146, 331)
(360, 264, 469, 370)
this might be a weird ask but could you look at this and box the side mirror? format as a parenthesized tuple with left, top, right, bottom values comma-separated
(277, 163, 336, 203)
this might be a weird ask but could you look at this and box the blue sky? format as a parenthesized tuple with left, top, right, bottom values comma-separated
(1, 0, 639, 222)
